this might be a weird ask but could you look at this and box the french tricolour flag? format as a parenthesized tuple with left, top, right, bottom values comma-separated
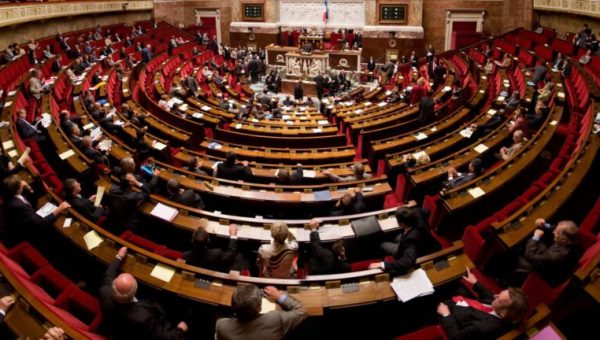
(323, 0, 330, 22)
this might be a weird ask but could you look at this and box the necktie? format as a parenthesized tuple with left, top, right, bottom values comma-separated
(452, 295, 494, 313)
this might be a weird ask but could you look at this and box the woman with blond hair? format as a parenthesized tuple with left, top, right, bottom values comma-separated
(258, 222, 298, 278)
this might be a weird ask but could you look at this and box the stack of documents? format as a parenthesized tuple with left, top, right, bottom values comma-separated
(390, 268, 435, 302)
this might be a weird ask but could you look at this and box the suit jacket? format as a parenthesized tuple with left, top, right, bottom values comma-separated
(445, 173, 476, 190)
(293, 85, 304, 100)
(99, 258, 185, 340)
(217, 163, 253, 181)
(66, 194, 104, 222)
(308, 231, 350, 275)
(142, 48, 152, 63)
(16, 118, 40, 139)
(215, 294, 307, 340)
(330, 192, 365, 216)
(105, 184, 148, 231)
(367, 60, 376, 72)
(383, 222, 441, 274)
(521, 235, 582, 285)
(441, 282, 512, 340)
(183, 238, 238, 272)
(2, 195, 56, 247)
(169, 190, 204, 209)
(419, 96, 435, 125)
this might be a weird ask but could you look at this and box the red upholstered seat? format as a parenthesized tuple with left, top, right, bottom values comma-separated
(54, 286, 103, 332)
(8, 242, 50, 276)
(395, 325, 447, 340)
(30, 266, 76, 300)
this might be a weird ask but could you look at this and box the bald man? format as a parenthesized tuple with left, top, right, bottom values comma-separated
(99, 247, 188, 339)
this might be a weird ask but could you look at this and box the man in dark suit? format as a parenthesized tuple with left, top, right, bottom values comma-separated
(515, 219, 582, 285)
(186, 75, 199, 97)
(64, 178, 106, 223)
(51, 57, 62, 73)
(419, 91, 435, 126)
(1, 175, 70, 247)
(367, 56, 376, 73)
(307, 219, 350, 275)
(370, 206, 441, 274)
(276, 164, 304, 184)
(15, 109, 46, 143)
(314, 73, 325, 100)
(294, 81, 304, 101)
(99, 247, 188, 339)
(0, 149, 26, 182)
(443, 158, 483, 190)
(216, 152, 253, 181)
(437, 269, 529, 339)
(105, 174, 149, 233)
(330, 187, 366, 216)
(141, 44, 152, 63)
(166, 179, 204, 209)
(183, 225, 241, 272)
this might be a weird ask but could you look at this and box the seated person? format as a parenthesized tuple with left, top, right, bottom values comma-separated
(499, 130, 526, 161)
(322, 162, 371, 182)
(2, 175, 70, 247)
(507, 108, 529, 136)
(330, 187, 365, 216)
(15, 109, 46, 144)
(525, 100, 548, 130)
(443, 158, 484, 190)
(514, 219, 582, 285)
(503, 92, 521, 111)
(369, 206, 441, 274)
(81, 135, 109, 166)
(483, 57, 495, 75)
(115, 157, 159, 193)
(158, 94, 171, 111)
(276, 164, 303, 184)
(536, 80, 554, 104)
(183, 155, 210, 176)
(215, 285, 307, 339)
(183, 225, 241, 272)
(165, 179, 204, 209)
(63, 178, 106, 222)
(105, 173, 149, 232)
(216, 151, 253, 181)
(436, 268, 529, 339)
(258, 222, 299, 278)
(307, 219, 350, 275)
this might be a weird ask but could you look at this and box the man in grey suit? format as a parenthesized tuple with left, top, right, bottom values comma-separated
(215, 285, 307, 340)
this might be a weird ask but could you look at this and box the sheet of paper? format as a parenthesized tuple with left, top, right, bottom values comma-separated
(2, 140, 14, 150)
(260, 298, 277, 314)
(94, 186, 105, 207)
(377, 102, 387, 107)
(378, 217, 399, 231)
(4, 101, 12, 108)
(36, 202, 57, 218)
(153, 141, 167, 151)
(459, 128, 473, 138)
(318, 120, 329, 125)
(7, 149, 18, 158)
(468, 187, 486, 198)
(487, 109, 497, 116)
(82, 123, 94, 130)
(150, 203, 178, 221)
(201, 105, 211, 111)
(58, 149, 75, 160)
(97, 139, 112, 151)
(83, 230, 103, 250)
(474, 144, 488, 153)
(441, 86, 451, 92)
(354, 109, 363, 114)
(192, 112, 204, 119)
(150, 263, 175, 283)
(390, 268, 435, 302)
(414, 132, 428, 140)
(235, 123, 242, 129)
(63, 218, 72, 228)
(549, 120, 558, 126)
(289, 227, 310, 242)
(303, 170, 317, 178)
(313, 128, 322, 133)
